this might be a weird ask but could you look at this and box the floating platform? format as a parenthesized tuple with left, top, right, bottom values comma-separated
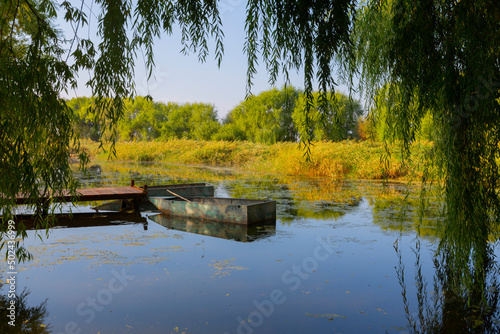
(15, 181, 146, 205)
(149, 197, 276, 225)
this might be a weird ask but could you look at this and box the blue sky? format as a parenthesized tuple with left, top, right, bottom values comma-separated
(61, 0, 350, 119)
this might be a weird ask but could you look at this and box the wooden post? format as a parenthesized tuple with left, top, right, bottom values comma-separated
(131, 180, 135, 187)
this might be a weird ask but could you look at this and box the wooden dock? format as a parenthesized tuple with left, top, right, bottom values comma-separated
(15, 181, 147, 205)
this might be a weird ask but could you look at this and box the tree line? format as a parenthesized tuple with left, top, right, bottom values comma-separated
(70, 86, 438, 144)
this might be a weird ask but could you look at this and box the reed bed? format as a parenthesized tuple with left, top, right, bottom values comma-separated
(80, 139, 434, 181)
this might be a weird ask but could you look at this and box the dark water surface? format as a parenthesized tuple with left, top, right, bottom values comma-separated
(3, 162, 499, 333)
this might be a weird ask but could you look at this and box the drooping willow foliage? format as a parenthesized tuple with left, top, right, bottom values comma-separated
(0, 0, 226, 260)
(355, 0, 500, 301)
(1, 1, 499, 304)
(1, 0, 356, 258)
(0, 1, 81, 260)
(244, 0, 356, 152)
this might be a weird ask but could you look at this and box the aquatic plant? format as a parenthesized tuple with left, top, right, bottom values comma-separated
(81, 139, 434, 182)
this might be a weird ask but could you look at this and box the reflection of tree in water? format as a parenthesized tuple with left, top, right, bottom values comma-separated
(0, 281, 51, 333)
(369, 189, 443, 239)
(224, 178, 362, 222)
(395, 239, 500, 333)
(72, 164, 103, 187)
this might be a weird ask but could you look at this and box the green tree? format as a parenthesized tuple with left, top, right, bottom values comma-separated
(72, 97, 221, 141)
(369, 84, 438, 142)
(189, 103, 221, 140)
(221, 86, 301, 143)
(1, 1, 85, 259)
(211, 121, 247, 142)
(160, 102, 220, 140)
(67, 97, 101, 141)
(355, 0, 500, 302)
(293, 91, 364, 141)
(116, 97, 168, 141)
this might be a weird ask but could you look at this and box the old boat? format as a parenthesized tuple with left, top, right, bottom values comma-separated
(148, 197, 276, 225)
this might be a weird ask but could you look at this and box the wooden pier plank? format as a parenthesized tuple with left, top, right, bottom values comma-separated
(15, 186, 147, 204)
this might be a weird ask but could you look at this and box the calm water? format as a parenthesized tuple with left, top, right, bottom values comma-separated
(3, 162, 499, 333)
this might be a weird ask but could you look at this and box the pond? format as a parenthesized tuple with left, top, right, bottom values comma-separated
(2, 162, 499, 333)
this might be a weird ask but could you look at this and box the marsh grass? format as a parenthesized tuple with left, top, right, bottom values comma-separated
(80, 139, 434, 181)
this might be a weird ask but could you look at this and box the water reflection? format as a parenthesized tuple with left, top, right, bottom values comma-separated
(395, 239, 500, 333)
(72, 162, 421, 222)
(222, 178, 365, 223)
(148, 213, 276, 242)
(35, 161, 495, 332)
(370, 195, 442, 240)
(0, 282, 51, 333)
(16, 212, 148, 230)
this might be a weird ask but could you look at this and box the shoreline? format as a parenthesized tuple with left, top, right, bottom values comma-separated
(80, 139, 435, 182)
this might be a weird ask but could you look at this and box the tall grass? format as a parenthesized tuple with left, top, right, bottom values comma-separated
(80, 139, 434, 181)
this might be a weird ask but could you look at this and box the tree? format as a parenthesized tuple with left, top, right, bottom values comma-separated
(369, 84, 438, 142)
(211, 120, 247, 142)
(355, 0, 500, 303)
(1, 1, 85, 260)
(189, 103, 221, 140)
(292, 91, 363, 141)
(69, 97, 221, 141)
(116, 97, 168, 141)
(159, 102, 220, 140)
(67, 97, 101, 141)
(221, 86, 300, 143)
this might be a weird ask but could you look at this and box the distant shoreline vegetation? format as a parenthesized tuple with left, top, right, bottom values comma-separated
(79, 139, 434, 181)
(68, 86, 437, 145)
(70, 87, 438, 181)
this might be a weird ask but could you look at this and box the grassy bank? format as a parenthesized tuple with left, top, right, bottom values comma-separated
(80, 139, 434, 180)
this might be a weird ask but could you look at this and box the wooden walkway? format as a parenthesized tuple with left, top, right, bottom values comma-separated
(15, 182, 147, 205)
